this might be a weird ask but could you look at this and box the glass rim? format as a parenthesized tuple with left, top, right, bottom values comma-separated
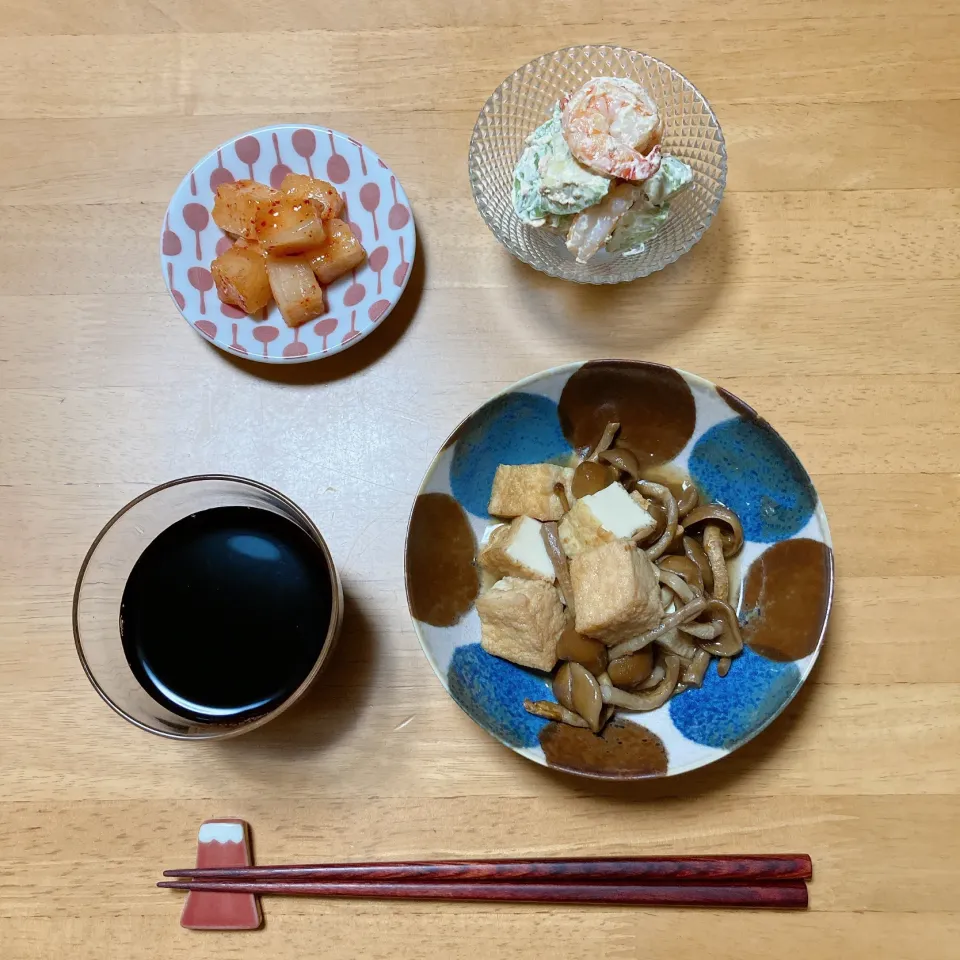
(72, 473, 342, 741)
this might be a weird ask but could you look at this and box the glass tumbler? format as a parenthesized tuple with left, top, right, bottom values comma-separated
(72, 475, 342, 740)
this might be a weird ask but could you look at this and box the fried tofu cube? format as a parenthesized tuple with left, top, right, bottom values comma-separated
(477, 516, 555, 582)
(255, 194, 327, 255)
(475, 577, 565, 671)
(559, 482, 657, 558)
(487, 464, 575, 522)
(281, 173, 344, 221)
(265, 255, 326, 328)
(570, 541, 663, 645)
(212, 180, 279, 240)
(211, 239, 271, 314)
(309, 219, 366, 284)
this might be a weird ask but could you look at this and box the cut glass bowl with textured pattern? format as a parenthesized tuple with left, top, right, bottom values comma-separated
(468, 45, 726, 284)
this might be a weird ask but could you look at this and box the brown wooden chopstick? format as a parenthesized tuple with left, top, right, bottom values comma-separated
(163, 853, 812, 885)
(158, 878, 808, 908)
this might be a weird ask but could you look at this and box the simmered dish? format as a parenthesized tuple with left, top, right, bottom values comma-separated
(476, 423, 745, 734)
(211, 175, 366, 328)
(512, 77, 693, 263)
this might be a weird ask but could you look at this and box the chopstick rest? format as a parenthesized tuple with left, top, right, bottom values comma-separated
(179, 819, 262, 931)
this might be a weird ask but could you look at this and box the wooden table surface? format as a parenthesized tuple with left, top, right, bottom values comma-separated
(2, 1, 959, 957)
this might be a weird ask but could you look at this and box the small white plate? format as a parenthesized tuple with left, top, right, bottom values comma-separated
(161, 125, 416, 363)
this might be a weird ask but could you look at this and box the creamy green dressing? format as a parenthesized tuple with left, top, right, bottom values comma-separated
(512, 97, 695, 257)
(512, 105, 612, 225)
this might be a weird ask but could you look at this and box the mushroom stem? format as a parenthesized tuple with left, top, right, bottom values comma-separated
(636, 480, 678, 562)
(655, 629, 700, 660)
(523, 699, 589, 728)
(683, 536, 714, 593)
(588, 421, 620, 461)
(636, 661, 666, 690)
(682, 649, 711, 688)
(608, 595, 708, 659)
(703, 524, 729, 602)
(679, 619, 724, 640)
(600, 655, 681, 711)
(567, 662, 604, 733)
(698, 598, 744, 657)
(684, 505, 744, 558)
(717, 657, 732, 678)
(541, 521, 575, 616)
(581, 420, 620, 462)
(656, 567, 697, 604)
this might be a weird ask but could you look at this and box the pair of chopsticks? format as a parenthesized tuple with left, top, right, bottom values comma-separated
(159, 854, 811, 908)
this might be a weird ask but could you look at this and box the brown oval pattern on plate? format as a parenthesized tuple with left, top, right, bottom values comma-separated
(540, 719, 668, 778)
(741, 538, 833, 662)
(406, 493, 478, 627)
(716, 385, 760, 421)
(558, 361, 696, 467)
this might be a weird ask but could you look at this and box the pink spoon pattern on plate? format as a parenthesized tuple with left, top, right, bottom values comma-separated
(220, 301, 245, 319)
(388, 176, 411, 230)
(235, 136, 260, 180)
(368, 299, 390, 323)
(283, 325, 309, 358)
(343, 267, 366, 307)
(229, 323, 248, 355)
(368, 246, 389, 295)
(195, 319, 217, 339)
(342, 193, 363, 243)
(360, 183, 381, 241)
(327, 131, 350, 184)
(341, 310, 360, 345)
(162, 215, 182, 256)
(187, 267, 214, 314)
(313, 316, 338, 352)
(209, 149, 234, 191)
(183, 203, 209, 260)
(252, 325, 279, 358)
(394, 235, 410, 286)
(292, 129, 317, 177)
(167, 262, 185, 310)
(269, 132, 292, 189)
(348, 137, 367, 176)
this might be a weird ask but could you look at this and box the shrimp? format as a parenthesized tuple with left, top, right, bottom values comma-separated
(561, 77, 662, 181)
(565, 181, 644, 263)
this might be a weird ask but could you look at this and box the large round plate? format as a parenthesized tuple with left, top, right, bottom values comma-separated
(404, 361, 834, 780)
(161, 125, 416, 363)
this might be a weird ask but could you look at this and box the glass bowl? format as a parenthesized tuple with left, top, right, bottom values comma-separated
(73, 475, 343, 740)
(468, 45, 727, 284)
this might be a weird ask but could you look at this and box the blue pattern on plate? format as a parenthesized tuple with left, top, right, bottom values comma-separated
(449, 392, 572, 518)
(448, 644, 553, 748)
(669, 648, 800, 749)
(688, 417, 816, 542)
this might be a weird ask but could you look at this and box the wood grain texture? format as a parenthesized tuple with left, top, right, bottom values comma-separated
(0, 0, 958, 957)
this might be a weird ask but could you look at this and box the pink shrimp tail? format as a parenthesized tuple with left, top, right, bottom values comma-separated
(626, 144, 662, 182)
